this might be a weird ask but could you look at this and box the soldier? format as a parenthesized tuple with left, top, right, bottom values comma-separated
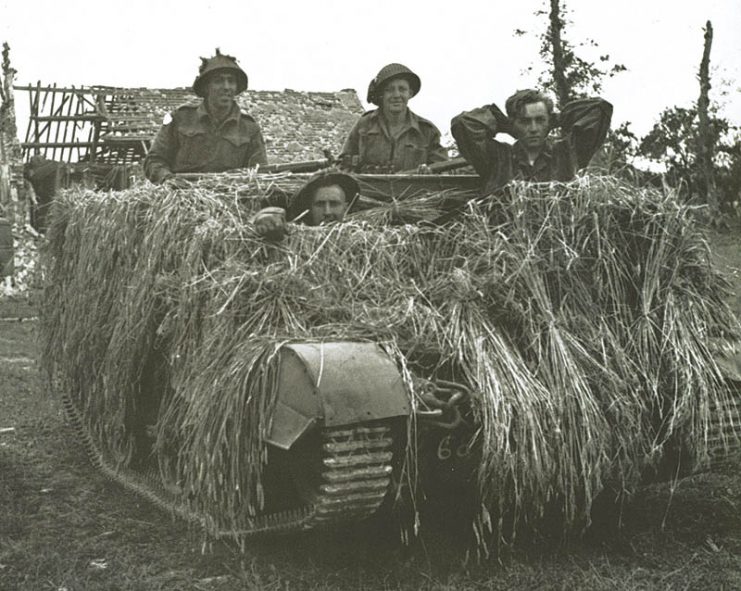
(144, 49, 268, 184)
(24, 155, 68, 231)
(288, 170, 359, 226)
(451, 89, 613, 194)
(252, 170, 359, 240)
(339, 63, 448, 173)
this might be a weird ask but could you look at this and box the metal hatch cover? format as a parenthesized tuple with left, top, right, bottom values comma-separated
(266, 342, 410, 450)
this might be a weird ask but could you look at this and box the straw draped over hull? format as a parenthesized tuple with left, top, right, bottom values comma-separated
(40, 173, 741, 545)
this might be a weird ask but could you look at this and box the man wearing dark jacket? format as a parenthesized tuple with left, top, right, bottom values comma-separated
(144, 49, 267, 184)
(450, 89, 613, 194)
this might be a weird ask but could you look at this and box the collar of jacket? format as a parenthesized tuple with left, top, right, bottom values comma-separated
(512, 138, 554, 168)
(197, 99, 241, 127)
(368, 108, 422, 136)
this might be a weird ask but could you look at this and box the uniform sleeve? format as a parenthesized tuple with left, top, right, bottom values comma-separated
(338, 119, 361, 171)
(450, 103, 510, 178)
(426, 125, 449, 165)
(144, 116, 178, 184)
(559, 98, 613, 169)
(247, 127, 269, 167)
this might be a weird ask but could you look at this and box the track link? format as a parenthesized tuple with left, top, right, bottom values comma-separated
(707, 393, 741, 469)
(58, 379, 400, 537)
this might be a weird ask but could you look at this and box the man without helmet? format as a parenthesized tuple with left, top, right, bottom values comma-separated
(451, 89, 613, 195)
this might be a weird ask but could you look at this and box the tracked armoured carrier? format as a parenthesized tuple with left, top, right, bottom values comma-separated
(59, 341, 416, 534)
(50, 170, 741, 538)
(49, 171, 480, 537)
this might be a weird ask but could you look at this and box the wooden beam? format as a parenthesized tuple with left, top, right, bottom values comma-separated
(21, 141, 96, 148)
(34, 115, 105, 122)
(101, 137, 152, 145)
(48, 83, 59, 160)
(13, 85, 93, 94)
(32, 82, 41, 156)
(13, 84, 191, 95)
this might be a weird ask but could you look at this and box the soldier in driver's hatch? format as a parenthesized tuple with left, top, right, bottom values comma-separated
(144, 49, 267, 184)
(251, 170, 360, 241)
(451, 89, 613, 194)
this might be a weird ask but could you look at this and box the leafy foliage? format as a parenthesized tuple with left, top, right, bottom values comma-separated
(517, 0, 632, 176)
(517, 0, 626, 105)
(592, 121, 640, 175)
(639, 105, 740, 213)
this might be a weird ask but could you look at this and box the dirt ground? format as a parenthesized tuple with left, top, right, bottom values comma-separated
(1, 223, 740, 591)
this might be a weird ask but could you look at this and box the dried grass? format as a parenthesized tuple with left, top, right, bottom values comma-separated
(40, 173, 740, 548)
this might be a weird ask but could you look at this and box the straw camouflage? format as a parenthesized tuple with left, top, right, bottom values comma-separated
(41, 174, 741, 552)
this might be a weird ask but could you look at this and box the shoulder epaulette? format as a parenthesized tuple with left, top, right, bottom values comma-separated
(407, 109, 438, 130)
(415, 115, 437, 129)
(175, 101, 201, 112)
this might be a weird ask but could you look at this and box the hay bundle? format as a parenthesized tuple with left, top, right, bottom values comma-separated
(40, 173, 740, 545)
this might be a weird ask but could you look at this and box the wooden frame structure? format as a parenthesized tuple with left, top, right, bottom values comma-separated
(16, 84, 171, 164)
(15, 83, 365, 167)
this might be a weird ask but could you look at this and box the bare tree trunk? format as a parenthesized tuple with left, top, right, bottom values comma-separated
(548, 0, 570, 107)
(1, 43, 26, 225)
(1, 43, 20, 160)
(697, 21, 719, 215)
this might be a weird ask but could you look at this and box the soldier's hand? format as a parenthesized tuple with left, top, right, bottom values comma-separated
(416, 164, 432, 175)
(488, 103, 514, 136)
(252, 207, 287, 242)
(163, 174, 191, 190)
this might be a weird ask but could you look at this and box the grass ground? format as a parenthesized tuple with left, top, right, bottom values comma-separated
(1, 223, 740, 591)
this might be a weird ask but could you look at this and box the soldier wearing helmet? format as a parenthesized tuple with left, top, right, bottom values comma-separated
(288, 170, 359, 226)
(144, 49, 268, 184)
(252, 170, 360, 241)
(339, 63, 448, 174)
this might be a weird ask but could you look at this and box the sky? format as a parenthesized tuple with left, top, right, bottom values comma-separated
(1, 0, 739, 144)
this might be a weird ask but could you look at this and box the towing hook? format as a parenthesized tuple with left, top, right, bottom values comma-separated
(414, 378, 471, 430)
(424, 405, 463, 430)
(415, 408, 444, 419)
(430, 380, 472, 404)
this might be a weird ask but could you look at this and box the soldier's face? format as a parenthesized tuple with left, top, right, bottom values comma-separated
(205, 72, 238, 110)
(310, 185, 348, 226)
(512, 101, 550, 151)
(381, 78, 411, 115)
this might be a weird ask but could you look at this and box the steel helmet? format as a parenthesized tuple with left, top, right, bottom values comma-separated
(192, 49, 248, 97)
(366, 63, 421, 106)
(288, 170, 360, 224)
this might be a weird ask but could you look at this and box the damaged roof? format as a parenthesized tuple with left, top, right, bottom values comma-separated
(17, 85, 365, 164)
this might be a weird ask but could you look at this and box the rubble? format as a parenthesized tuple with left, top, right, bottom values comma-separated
(1, 221, 42, 298)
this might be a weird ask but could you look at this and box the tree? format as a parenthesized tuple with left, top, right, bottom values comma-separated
(518, 0, 626, 108)
(0, 42, 19, 154)
(592, 121, 640, 175)
(517, 0, 630, 174)
(637, 21, 739, 218)
(717, 134, 741, 216)
(639, 106, 738, 210)
(696, 21, 718, 212)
